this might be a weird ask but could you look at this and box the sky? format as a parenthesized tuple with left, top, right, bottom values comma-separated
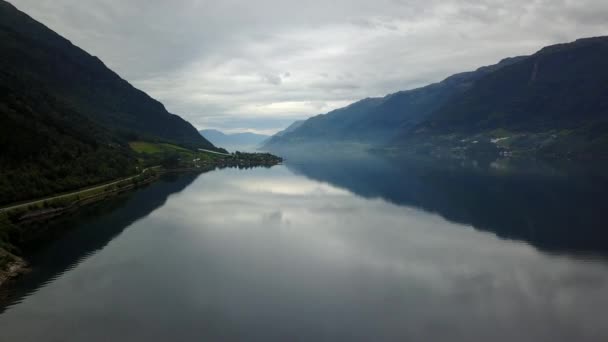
(10, 0, 608, 135)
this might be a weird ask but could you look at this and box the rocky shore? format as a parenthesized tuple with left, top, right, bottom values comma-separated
(0, 251, 28, 289)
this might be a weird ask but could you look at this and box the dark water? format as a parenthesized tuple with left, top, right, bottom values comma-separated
(1, 156, 608, 341)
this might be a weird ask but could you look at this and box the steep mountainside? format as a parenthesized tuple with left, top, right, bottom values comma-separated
(421, 37, 608, 133)
(0, 0, 214, 149)
(266, 36, 608, 158)
(0, 0, 216, 204)
(397, 37, 608, 157)
(264, 57, 525, 147)
(0, 71, 134, 204)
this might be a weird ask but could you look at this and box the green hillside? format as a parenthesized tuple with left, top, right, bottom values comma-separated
(400, 37, 608, 158)
(0, 73, 135, 205)
(0, 0, 221, 205)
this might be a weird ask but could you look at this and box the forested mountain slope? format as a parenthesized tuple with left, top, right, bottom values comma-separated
(0, 0, 217, 204)
(397, 37, 608, 158)
(0, 0, 214, 149)
(266, 37, 608, 158)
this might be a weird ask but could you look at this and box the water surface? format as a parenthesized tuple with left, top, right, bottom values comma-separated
(1, 158, 607, 341)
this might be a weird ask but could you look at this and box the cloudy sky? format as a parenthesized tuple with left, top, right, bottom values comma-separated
(10, 0, 608, 134)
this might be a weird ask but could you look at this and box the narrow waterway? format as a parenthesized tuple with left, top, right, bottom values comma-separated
(1, 158, 607, 341)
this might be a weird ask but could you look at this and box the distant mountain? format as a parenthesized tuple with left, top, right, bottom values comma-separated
(264, 57, 525, 147)
(0, 0, 216, 204)
(265, 36, 608, 159)
(262, 120, 304, 147)
(200, 129, 269, 152)
(275, 120, 305, 137)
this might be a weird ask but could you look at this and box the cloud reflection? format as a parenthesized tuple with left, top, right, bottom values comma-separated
(155, 167, 608, 341)
(1, 167, 607, 341)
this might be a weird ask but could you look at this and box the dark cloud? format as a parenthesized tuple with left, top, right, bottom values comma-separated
(9, 0, 608, 133)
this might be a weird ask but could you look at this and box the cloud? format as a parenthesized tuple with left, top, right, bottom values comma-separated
(260, 73, 283, 85)
(9, 0, 608, 134)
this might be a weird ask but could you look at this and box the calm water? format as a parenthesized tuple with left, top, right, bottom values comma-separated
(1, 155, 608, 341)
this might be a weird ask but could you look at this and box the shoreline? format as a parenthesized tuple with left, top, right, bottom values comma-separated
(0, 161, 281, 290)
(0, 256, 29, 290)
(0, 171, 161, 289)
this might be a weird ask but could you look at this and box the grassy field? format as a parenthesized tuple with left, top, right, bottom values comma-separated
(128, 141, 225, 167)
(129, 141, 192, 154)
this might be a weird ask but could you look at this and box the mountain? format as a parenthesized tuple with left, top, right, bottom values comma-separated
(0, 68, 135, 205)
(398, 37, 608, 158)
(421, 37, 608, 133)
(0, 0, 216, 204)
(274, 120, 305, 137)
(262, 120, 304, 148)
(264, 57, 525, 148)
(265, 37, 608, 159)
(0, 0, 215, 150)
(199, 129, 269, 152)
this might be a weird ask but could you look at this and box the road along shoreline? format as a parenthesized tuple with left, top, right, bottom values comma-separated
(0, 156, 282, 291)
(0, 168, 163, 289)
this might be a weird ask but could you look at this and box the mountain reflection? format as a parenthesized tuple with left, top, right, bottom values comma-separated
(285, 152, 608, 258)
(0, 173, 199, 311)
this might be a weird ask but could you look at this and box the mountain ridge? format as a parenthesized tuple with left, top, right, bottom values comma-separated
(265, 36, 608, 158)
(0, 0, 218, 204)
(264, 55, 527, 147)
(200, 129, 270, 152)
(0, 0, 215, 149)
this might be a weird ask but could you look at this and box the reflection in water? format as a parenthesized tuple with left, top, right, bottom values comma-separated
(0, 173, 198, 312)
(286, 154, 608, 257)
(0, 164, 607, 341)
